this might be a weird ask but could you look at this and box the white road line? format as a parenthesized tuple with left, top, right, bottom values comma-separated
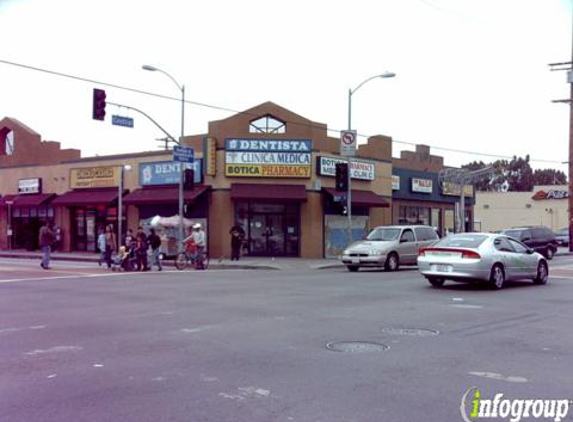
(0, 269, 244, 284)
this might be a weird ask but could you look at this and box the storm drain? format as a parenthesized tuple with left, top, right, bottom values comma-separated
(380, 327, 440, 336)
(326, 341, 389, 353)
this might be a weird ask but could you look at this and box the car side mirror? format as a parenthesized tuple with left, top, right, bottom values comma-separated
(522, 237, 531, 242)
(526, 248, 535, 254)
(400, 238, 408, 243)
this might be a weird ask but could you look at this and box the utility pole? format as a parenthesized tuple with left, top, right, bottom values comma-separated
(549, 5, 573, 251)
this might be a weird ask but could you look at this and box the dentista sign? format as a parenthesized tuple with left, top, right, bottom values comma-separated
(224, 138, 312, 178)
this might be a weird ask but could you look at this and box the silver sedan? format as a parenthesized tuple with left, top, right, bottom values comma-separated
(417, 233, 549, 289)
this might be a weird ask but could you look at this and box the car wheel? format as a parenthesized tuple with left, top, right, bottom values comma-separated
(544, 246, 555, 260)
(427, 277, 445, 287)
(385, 253, 399, 272)
(534, 261, 549, 285)
(347, 265, 359, 272)
(489, 264, 505, 290)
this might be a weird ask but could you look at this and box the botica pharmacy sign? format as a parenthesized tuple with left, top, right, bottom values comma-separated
(317, 156, 375, 181)
(70, 167, 121, 189)
(224, 138, 312, 178)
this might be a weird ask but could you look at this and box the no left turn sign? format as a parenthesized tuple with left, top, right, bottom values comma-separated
(340, 130, 357, 156)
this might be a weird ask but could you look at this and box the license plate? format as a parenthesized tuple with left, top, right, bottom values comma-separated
(351, 257, 360, 264)
(431, 264, 452, 272)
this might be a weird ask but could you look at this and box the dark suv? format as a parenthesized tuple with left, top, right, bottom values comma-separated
(499, 226, 558, 259)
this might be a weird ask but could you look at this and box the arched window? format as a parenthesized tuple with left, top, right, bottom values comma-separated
(4, 130, 14, 155)
(249, 115, 286, 134)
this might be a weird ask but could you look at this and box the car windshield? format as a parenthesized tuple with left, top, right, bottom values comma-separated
(433, 234, 488, 248)
(500, 229, 524, 239)
(366, 228, 401, 241)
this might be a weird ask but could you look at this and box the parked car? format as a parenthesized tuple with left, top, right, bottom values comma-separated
(340, 225, 439, 272)
(554, 227, 569, 247)
(417, 232, 548, 289)
(498, 225, 558, 259)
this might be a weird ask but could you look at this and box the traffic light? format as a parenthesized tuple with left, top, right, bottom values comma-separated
(92, 88, 106, 121)
(335, 162, 349, 191)
(184, 168, 195, 190)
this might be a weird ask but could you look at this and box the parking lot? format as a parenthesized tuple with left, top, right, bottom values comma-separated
(1, 256, 572, 422)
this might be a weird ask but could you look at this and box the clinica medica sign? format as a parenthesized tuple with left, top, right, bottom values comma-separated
(224, 138, 312, 178)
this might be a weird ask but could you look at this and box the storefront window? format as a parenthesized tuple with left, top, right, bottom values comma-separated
(445, 209, 455, 234)
(398, 206, 430, 225)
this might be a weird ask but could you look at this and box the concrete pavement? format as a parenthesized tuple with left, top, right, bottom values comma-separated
(0, 250, 344, 271)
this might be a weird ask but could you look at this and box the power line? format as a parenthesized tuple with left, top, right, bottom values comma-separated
(0, 58, 567, 166)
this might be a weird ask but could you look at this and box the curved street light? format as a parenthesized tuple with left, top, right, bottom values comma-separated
(142, 64, 186, 252)
(346, 71, 396, 245)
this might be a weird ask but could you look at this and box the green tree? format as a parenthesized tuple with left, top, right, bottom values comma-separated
(532, 168, 567, 185)
(506, 155, 534, 192)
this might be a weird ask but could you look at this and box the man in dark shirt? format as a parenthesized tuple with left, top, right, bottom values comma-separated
(148, 228, 162, 271)
(229, 222, 245, 261)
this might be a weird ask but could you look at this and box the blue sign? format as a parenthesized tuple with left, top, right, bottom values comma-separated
(112, 115, 134, 128)
(225, 138, 312, 152)
(139, 160, 202, 186)
(173, 146, 194, 163)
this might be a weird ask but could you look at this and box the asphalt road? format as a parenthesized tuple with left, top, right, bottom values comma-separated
(1, 257, 573, 422)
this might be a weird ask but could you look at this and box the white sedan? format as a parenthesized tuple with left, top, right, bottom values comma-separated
(417, 233, 549, 289)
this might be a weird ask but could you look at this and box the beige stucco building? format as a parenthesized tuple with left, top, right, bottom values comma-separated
(474, 185, 569, 232)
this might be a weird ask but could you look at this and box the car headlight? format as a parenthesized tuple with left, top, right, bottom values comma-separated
(369, 249, 383, 255)
(343, 249, 350, 255)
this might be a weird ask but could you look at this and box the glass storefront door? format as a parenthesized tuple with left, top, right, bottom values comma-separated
(250, 214, 286, 256)
(235, 201, 300, 257)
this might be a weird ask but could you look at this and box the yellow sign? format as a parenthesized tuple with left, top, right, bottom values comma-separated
(225, 164, 311, 178)
(70, 166, 120, 189)
(441, 182, 474, 197)
(204, 137, 217, 176)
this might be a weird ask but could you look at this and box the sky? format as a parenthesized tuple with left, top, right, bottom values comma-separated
(0, 0, 572, 172)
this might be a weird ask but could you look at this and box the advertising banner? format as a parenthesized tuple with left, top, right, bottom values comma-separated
(18, 178, 42, 194)
(317, 156, 375, 181)
(412, 178, 433, 193)
(139, 160, 202, 186)
(224, 139, 312, 178)
(70, 167, 121, 189)
(441, 182, 474, 197)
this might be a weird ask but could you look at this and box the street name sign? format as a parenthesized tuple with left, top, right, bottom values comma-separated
(173, 146, 195, 163)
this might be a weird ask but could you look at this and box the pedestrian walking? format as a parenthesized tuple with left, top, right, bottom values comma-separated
(135, 227, 149, 271)
(38, 222, 54, 269)
(229, 222, 245, 261)
(97, 228, 106, 266)
(104, 225, 117, 269)
(148, 228, 162, 271)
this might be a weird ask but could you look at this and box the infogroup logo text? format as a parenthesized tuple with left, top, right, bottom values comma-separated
(461, 387, 571, 422)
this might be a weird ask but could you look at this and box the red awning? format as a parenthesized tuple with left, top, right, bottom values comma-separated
(0, 193, 56, 207)
(230, 184, 307, 202)
(123, 186, 210, 205)
(323, 188, 390, 207)
(51, 189, 120, 206)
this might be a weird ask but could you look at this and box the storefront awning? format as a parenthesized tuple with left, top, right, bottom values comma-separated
(230, 184, 307, 202)
(323, 188, 390, 207)
(122, 185, 210, 205)
(0, 193, 56, 207)
(51, 189, 120, 206)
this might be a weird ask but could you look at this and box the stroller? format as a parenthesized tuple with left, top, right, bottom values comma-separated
(111, 245, 136, 271)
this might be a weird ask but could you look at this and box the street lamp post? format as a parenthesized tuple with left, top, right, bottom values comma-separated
(346, 72, 395, 244)
(142, 65, 186, 253)
(118, 164, 132, 249)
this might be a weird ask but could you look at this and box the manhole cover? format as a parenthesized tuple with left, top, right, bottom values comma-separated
(380, 327, 440, 336)
(326, 341, 389, 353)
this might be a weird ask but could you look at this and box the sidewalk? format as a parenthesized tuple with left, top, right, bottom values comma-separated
(0, 250, 344, 271)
